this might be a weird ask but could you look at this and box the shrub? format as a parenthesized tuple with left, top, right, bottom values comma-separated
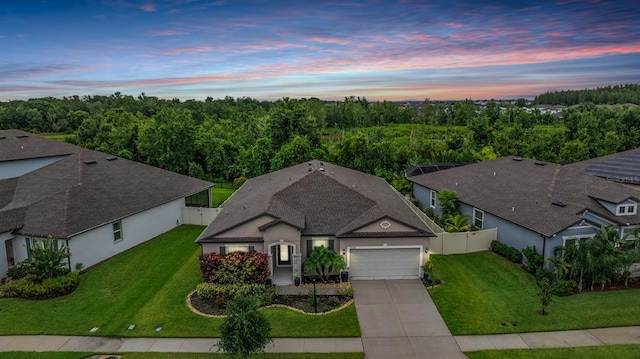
(522, 246, 544, 274)
(218, 296, 273, 357)
(196, 282, 275, 308)
(199, 251, 270, 284)
(0, 272, 79, 299)
(26, 238, 71, 282)
(438, 190, 458, 218)
(551, 279, 576, 296)
(328, 296, 341, 306)
(490, 240, 523, 263)
(6, 262, 28, 280)
(233, 176, 248, 189)
(336, 286, 354, 297)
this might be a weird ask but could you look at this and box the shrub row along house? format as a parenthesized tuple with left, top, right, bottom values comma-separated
(197, 160, 435, 284)
(409, 151, 640, 263)
(0, 130, 213, 278)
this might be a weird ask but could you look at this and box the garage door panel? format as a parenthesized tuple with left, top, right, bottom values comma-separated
(349, 247, 420, 279)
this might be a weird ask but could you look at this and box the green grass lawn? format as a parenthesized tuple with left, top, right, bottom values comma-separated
(0, 225, 360, 338)
(466, 344, 640, 359)
(211, 187, 235, 207)
(0, 353, 364, 359)
(429, 251, 640, 335)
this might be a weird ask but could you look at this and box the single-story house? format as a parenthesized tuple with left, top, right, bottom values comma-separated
(408, 156, 640, 261)
(197, 160, 435, 284)
(0, 130, 213, 278)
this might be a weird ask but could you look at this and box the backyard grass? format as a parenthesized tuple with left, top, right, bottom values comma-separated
(465, 344, 640, 359)
(429, 251, 640, 335)
(0, 225, 360, 338)
(211, 186, 235, 207)
(0, 353, 364, 359)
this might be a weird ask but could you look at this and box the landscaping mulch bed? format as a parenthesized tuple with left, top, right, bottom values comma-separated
(189, 292, 353, 316)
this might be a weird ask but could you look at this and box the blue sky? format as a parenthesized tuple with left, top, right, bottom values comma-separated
(1, 0, 639, 101)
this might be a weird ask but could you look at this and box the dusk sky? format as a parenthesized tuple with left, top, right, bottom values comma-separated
(1, 0, 639, 101)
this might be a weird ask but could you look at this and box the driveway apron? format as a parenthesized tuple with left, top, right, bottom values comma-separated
(352, 279, 467, 359)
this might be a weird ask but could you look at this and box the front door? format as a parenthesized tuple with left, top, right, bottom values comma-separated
(277, 244, 292, 267)
(5, 239, 14, 266)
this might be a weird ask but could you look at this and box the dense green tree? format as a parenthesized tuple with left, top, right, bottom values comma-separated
(218, 296, 272, 358)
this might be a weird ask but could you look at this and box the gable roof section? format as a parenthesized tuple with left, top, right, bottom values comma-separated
(408, 156, 640, 237)
(0, 129, 78, 162)
(0, 132, 213, 238)
(198, 160, 434, 242)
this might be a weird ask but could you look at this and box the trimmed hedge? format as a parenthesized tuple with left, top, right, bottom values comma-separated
(196, 282, 275, 308)
(490, 240, 523, 263)
(522, 245, 544, 273)
(0, 272, 79, 299)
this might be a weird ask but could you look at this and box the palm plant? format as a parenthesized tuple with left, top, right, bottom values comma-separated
(444, 213, 472, 232)
(303, 245, 345, 282)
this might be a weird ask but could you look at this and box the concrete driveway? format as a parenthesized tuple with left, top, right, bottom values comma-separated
(352, 279, 467, 359)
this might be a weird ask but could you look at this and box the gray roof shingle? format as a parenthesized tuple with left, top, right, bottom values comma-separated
(198, 160, 434, 242)
(0, 129, 78, 162)
(408, 156, 640, 237)
(0, 131, 213, 238)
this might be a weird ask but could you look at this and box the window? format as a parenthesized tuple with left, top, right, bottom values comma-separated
(306, 238, 334, 256)
(113, 221, 123, 243)
(430, 190, 437, 208)
(473, 208, 484, 229)
(616, 203, 637, 216)
(219, 245, 254, 255)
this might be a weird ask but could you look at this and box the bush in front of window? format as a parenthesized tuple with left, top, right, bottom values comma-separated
(199, 251, 270, 284)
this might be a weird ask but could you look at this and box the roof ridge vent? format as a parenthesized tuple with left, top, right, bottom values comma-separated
(319, 167, 325, 172)
(552, 200, 567, 207)
(83, 160, 97, 165)
(16, 135, 29, 138)
(534, 161, 546, 166)
(513, 157, 523, 161)
(106, 156, 118, 161)
(0, 136, 6, 139)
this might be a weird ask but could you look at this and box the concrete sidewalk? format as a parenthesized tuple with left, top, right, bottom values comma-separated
(455, 326, 640, 352)
(1, 327, 640, 354)
(0, 336, 363, 353)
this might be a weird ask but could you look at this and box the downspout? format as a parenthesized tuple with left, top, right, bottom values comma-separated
(540, 234, 547, 270)
(66, 238, 72, 271)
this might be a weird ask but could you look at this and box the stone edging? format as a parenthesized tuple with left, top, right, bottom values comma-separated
(186, 290, 354, 318)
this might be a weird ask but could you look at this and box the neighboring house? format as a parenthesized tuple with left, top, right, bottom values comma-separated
(0, 130, 213, 278)
(580, 148, 640, 191)
(197, 160, 435, 284)
(409, 156, 640, 261)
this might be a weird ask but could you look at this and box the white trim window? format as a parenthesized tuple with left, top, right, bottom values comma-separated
(430, 190, 437, 208)
(219, 245, 255, 255)
(113, 221, 123, 243)
(473, 208, 484, 229)
(617, 203, 637, 216)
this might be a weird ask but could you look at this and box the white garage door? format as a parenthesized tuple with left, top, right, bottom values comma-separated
(349, 247, 421, 279)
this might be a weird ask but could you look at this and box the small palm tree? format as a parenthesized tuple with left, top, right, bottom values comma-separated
(444, 213, 472, 232)
(303, 245, 344, 282)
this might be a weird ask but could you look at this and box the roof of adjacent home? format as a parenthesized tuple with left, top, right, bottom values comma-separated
(0, 130, 213, 237)
(408, 156, 640, 237)
(0, 129, 78, 162)
(577, 148, 640, 185)
(198, 160, 435, 243)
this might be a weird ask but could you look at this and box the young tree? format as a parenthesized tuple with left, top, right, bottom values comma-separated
(438, 190, 458, 218)
(537, 277, 553, 315)
(303, 245, 345, 282)
(443, 213, 472, 232)
(218, 296, 272, 358)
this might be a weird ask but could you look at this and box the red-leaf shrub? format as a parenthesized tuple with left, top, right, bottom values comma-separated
(199, 251, 271, 284)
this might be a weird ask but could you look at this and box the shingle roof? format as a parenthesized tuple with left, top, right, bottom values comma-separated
(198, 160, 434, 242)
(408, 156, 640, 237)
(0, 129, 78, 162)
(0, 131, 213, 238)
(577, 148, 640, 184)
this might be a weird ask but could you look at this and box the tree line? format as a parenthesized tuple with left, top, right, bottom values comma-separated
(1, 87, 639, 187)
(533, 84, 640, 106)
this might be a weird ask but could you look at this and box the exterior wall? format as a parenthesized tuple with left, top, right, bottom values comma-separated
(215, 215, 273, 238)
(182, 207, 219, 226)
(68, 198, 184, 270)
(263, 223, 301, 253)
(595, 199, 617, 215)
(353, 219, 416, 233)
(0, 156, 66, 179)
(413, 183, 441, 216)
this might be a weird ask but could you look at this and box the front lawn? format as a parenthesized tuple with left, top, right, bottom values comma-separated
(0, 225, 360, 338)
(466, 344, 640, 359)
(429, 251, 640, 335)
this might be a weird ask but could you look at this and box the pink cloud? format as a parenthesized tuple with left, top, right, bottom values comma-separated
(140, 2, 156, 12)
(163, 46, 214, 55)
